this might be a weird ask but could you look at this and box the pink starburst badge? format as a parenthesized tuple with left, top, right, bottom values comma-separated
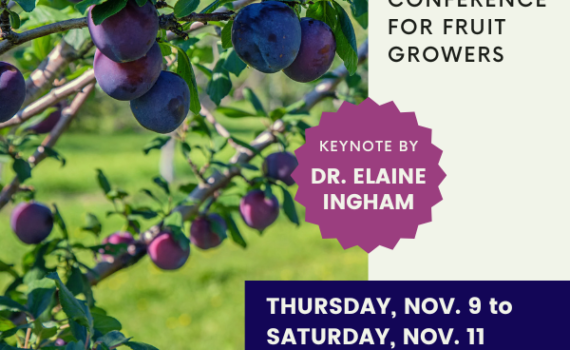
(292, 98, 446, 253)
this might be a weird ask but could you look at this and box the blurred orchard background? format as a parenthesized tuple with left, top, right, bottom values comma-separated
(0, 0, 368, 349)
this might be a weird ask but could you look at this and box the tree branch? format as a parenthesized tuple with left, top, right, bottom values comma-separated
(0, 17, 87, 55)
(0, 8, 240, 56)
(0, 69, 96, 130)
(23, 40, 94, 106)
(166, 0, 258, 40)
(88, 38, 369, 286)
(0, 83, 95, 209)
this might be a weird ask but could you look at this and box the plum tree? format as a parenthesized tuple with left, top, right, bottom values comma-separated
(130, 71, 190, 133)
(0, 62, 26, 123)
(87, 0, 159, 63)
(10, 202, 54, 244)
(240, 190, 280, 231)
(190, 213, 227, 250)
(94, 42, 162, 101)
(232, 1, 302, 73)
(263, 152, 299, 186)
(148, 233, 190, 270)
(284, 18, 337, 82)
(0, 0, 368, 346)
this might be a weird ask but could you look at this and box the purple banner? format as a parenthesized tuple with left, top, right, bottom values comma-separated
(245, 281, 569, 348)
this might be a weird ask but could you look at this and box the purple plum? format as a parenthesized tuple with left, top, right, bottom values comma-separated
(284, 18, 337, 83)
(130, 71, 190, 134)
(190, 213, 227, 250)
(240, 190, 280, 231)
(263, 152, 299, 186)
(94, 42, 162, 101)
(10, 202, 54, 245)
(88, 0, 159, 63)
(148, 233, 190, 270)
(27, 103, 64, 134)
(99, 231, 135, 262)
(0, 62, 26, 123)
(232, 1, 302, 73)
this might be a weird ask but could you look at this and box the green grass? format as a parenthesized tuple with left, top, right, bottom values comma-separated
(0, 131, 367, 350)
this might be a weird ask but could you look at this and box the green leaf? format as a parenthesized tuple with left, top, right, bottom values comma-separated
(47, 273, 93, 333)
(143, 136, 171, 155)
(222, 48, 246, 77)
(9, 11, 21, 29)
(354, 11, 368, 30)
(13, 0, 35, 12)
(65, 341, 85, 350)
(0, 260, 18, 278)
(139, 188, 159, 201)
(52, 204, 69, 239)
(224, 213, 246, 248)
(135, 0, 148, 6)
(43, 146, 66, 167)
(189, 115, 211, 138)
(208, 216, 227, 240)
(152, 176, 170, 195)
(76, 0, 103, 15)
(179, 182, 198, 194)
(194, 63, 213, 79)
(96, 169, 112, 194)
(91, 0, 128, 26)
(26, 284, 56, 318)
(65, 267, 84, 296)
(180, 141, 191, 159)
(0, 323, 32, 342)
(106, 189, 129, 201)
(93, 314, 122, 335)
(158, 42, 172, 56)
(221, 20, 233, 49)
(12, 158, 31, 183)
(164, 211, 183, 228)
(281, 186, 299, 226)
(332, 2, 358, 75)
(130, 207, 158, 219)
(64, 28, 90, 51)
(207, 52, 232, 105)
(350, 0, 368, 29)
(174, 0, 200, 18)
(238, 163, 258, 171)
(164, 212, 191, 250)
(243, 88, 266, 117)
(81, 213, 102, 236)
(97, 330, 130, 347)
(230, 136, 262, 158)
(201, 0, 233, 13)
(0, 296, 28, 312)
(264, 183, 273, 199)
(350, 0, 368, 17)
(216, 107, 255, 118)
(170, 45, 201, 115)
(69, 320, 87, 346)
(124, 341, 159, 350)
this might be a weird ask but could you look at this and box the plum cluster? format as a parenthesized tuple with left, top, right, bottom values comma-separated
(88, 151, 298, 271)
(9, 151, 297, 270)
(232, 1, 337, 82)
(88, 0, 189, 134)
